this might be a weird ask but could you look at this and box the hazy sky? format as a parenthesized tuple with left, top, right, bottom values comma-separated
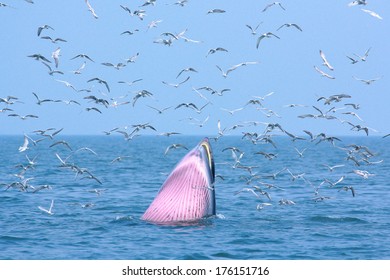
(1, 0, 389, 136)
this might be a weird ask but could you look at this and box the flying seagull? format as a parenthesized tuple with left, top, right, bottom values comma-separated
(38, 200, 54, 215)
(256, 32, 280, 49)
(262, 2, 286, 12)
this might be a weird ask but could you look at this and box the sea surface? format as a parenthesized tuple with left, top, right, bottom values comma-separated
(0, 135, 389, 260)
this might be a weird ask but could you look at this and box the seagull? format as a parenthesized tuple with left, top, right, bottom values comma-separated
(338, 186, 356, 197)
(206, 47, 228, 57)
(38, 200, 54, 215)
(294, 147, 307, 157)
(147, 19, 163, 31)
(342, 111, 363, 121)
(51, 47, 61, 68)
(71, 61, 86, 75)
(262, 167, 287, 180)
(55, 79, 78, 91)
(147, 105, 171, 114)
(217, 62, 259, 77)
(132, 90, 153, 107)
(18, 135, 30, 152)
(286, 168, 306, 181)
(207, 9, 226, 14)
(101, 62, 126, 70)
(256, 32, 280, 49)
(220, 107, 244, 115)
(32, 185, 52, 193)
(255, 151, 278, 160)
(50, 140, 73, 151)
(322, 164, 345, 172)
(361, 9, 382, 20)
(277, 23, 302, 32)
(323, 176, 345, 187)
(159, 132, 181, 137)
(28, 53, 51, 63)
(0, 2, 15, 8)
(41, 62, 64, 75)
(118, 79, 143, 86)
(175, 102, 199, 111)
(189, 115, 210, 127)
(164, 143, 188, 155)
(353, 47, 371, 62)
(353, 169, 374, 179)
(32, 92, 56, 105)
(140, 0, 156, 7)
(121, 29, 139, 35)
(283, 103, 308, 108)
(314, 65, 335, 79)
(37, 24, 54, 37)
(162, 76, 190, 88)
(173, 0, 188, 7)
(348, 0, 367, 6)
(111, 156, 131, 164)
(102, 127, 119, 135)
(125, 52, 140, 64)
(346, 55, 359, 64)
(319, 50, 334, 71)
(353, 76, 382, 85)
(245, 23, 262, 35)
(88, 189, 107, 196)
(234, 188, 260, 198)
(256, 203, 272, 210)
(8, 114, 39, 120)
(41, 36, 67, 44)
(85, 0, 98, 19)
(262, 2, 286, 12)
(345, 103, 360, 110)
(176, 67, 198, 78)
(87, 77, 110, 92)
(279, 199, 295, 205)
(71, 53, 95, 62)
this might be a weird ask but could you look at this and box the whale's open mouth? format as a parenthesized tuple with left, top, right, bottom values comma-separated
(141, 138, 216, 224)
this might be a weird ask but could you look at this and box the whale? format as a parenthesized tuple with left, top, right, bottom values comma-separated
(141, 138, 215, 224)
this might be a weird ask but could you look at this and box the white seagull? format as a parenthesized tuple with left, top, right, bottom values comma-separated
(38, 200, 54, 215)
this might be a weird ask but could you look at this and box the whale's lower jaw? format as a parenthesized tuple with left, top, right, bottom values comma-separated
(141, 138, 215, 224)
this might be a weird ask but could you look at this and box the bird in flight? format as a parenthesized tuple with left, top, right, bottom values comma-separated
(71, 53, 94, 62)
(353, 76, 382, 85)
(162, 76, 190, 88)
(87, 77, 110, 92)
(246, 23, 262, 35)
(313, 66, 335, 79)
(206, 47, 228, 57)
(85, 0, 98, 19)
(38, 200, 54, 215)
(361, 9, 382, 20)
(277, 23, 303, 32)
(262, 2, 286, 12)
(207, 9, 226, 14)
(51, 47, 61, 68)
(41, 36, 67, 44)
(256, 32, 280, 49)
(37, 24, 54, 37)
(319, 50, 334, 71)
(176, 67, 198, 78)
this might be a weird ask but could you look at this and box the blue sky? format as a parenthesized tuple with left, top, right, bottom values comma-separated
(1, 0, 389, 136)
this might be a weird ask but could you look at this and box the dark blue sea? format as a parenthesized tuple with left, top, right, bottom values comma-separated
(1, 135, 389, 260)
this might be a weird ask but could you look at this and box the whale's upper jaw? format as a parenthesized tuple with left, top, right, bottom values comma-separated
(199, 138, 215, 184)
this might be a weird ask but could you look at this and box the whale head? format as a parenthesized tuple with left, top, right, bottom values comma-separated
(141, 138, 215, 224)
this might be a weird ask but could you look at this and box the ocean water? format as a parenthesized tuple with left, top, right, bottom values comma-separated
(0, 135, 389, 260)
